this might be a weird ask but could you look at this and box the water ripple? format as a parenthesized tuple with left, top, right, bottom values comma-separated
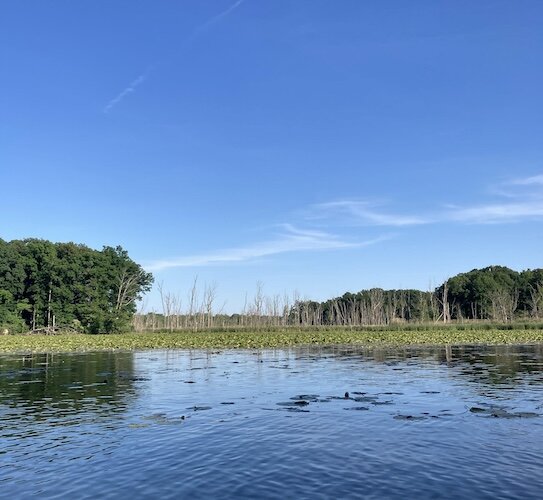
(1, 345, 543, 498)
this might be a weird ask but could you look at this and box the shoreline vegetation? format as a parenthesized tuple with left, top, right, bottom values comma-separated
(1, 323, 543, 354)
(1, 239, 542, 350)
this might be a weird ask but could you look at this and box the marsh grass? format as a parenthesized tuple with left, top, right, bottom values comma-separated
(1, 324, 543, 353)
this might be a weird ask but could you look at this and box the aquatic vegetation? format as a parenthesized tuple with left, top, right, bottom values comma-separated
(0, 327, 543, 353)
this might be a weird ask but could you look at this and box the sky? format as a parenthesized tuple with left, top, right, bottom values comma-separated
(1, 0, 542, 313)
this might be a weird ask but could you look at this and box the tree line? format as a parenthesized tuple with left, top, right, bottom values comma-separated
(290, 266, 542, 326)
(297, 266, 543, 326)
(1, 238, 541, 333)
(0, 239, 153, 333)
(135, 266, 543, 331)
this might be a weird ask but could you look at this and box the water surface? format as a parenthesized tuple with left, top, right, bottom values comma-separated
(1, 345, 543, 499)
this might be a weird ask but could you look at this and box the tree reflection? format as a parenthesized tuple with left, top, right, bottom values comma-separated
(0, 351, 137, 420)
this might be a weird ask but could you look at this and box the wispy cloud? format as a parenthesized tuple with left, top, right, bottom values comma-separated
(511, 174, 543, 186)
(145, 224, 387, 272)
(145, 173, 541, 272)
(102, 0, 246, 114)
(312, 201, 429, 227)
(444, 174, 543, 223)
(445, 201, 543, 224)
(309, 173, 543, 227)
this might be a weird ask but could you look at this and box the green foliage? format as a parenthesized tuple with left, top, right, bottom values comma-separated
(0, 289, 26, 332)
(0, 238, 153, 333)
(441, 266, 542, 321)
(294, 266, 543, 326)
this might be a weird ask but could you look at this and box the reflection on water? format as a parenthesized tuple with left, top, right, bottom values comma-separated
(0, 352, 136, 423)
(1, 345, 543, 499)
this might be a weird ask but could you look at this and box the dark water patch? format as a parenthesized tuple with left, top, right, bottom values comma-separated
(290, 394, 320, 402)
(394, 414, 427, 421)
(513, 412, 539, 418)
(344, 406, 370, 411)
(469, 406, 540, 419)
(353, 396, 378, 403)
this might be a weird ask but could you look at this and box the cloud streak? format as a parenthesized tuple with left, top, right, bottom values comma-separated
(444, 174, 543, 223)
(312, 201, 429, 227)
(511, 174, 543, 186)
(446, 201, 543, 224)
(144, 173, 541, 272)
(311, 174, 543, 227)
(145, 224, 387, 272)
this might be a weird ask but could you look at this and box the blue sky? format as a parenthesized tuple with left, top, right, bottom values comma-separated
(2, 0, 542, 312)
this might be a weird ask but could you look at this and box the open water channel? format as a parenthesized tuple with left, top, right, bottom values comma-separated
(1, 344, 543, 499)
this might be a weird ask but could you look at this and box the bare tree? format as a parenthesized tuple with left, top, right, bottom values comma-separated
(369, 288, 385, 325)
(437, 279, 450, 324)
(203, 282, 218, 328)
(253, 281, 264, 325)
(529, 283, 543, 319)
(490, 288, 518, 322)
(282, 292, 291, 326)
(116, 268, 147, 311)
(187, 276, 199, 330)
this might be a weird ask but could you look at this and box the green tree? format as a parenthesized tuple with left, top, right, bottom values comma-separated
(0, 239, 153, 333)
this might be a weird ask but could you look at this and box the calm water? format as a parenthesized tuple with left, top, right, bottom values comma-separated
(1, 345, 543, 499)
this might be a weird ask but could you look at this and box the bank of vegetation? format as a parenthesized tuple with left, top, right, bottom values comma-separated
(1, 238, 542, 337)
(1, 325, 543, 353)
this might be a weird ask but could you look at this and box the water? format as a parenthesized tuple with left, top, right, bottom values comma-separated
(1, 345, 543, 499)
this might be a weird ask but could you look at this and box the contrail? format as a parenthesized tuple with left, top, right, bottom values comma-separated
(195, 0, 245, 33)
(102, 0, 246, 114)
(103, 73, 147, 114)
